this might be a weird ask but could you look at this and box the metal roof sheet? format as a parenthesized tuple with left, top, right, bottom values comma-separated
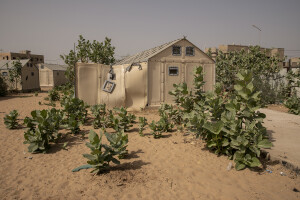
(115, 38, 183, 65)
(39, 63, 68, 71)
(0, 59, 30, 70)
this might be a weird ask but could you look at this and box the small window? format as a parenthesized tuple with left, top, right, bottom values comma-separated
(172, 46, 181, 56)
(57, 72, 59, 76)
(40, 58, 43, 61)
(12, 57, 16, 59)
(31, 72, 34, 76)
(26, 75, 28, 80)
(102, 80, 116, 93)
(186, 47, 195, 56)
(27, 63, 30, 67)
(40, 65, 44, 69)
(168, 66, 179, 76)
(2, 72, 8, 76)
(30, 63, 33, 67)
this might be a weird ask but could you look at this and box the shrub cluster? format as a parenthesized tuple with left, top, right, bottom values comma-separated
(169, 66, 272, 170)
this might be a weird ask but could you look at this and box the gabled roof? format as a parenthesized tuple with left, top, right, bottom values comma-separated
(115, 38, 182, 65)
(39, 63, 68, 71)
(0, 59, 30, 70)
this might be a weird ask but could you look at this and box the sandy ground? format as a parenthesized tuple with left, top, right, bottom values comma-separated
(261, 108, 300, 170)
(0, 93, 299, 200)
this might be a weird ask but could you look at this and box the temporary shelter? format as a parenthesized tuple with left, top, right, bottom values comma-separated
(38, 64, 68, 87)
(75, 38, 215, 110)
(0, 59, 40, 91)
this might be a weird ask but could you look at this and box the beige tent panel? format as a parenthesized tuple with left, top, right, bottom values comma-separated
(147, 61, 161, 105)
(76, 63, 100, 105)
(124, 62, 148, 111)
(99, 65, 126, 108)
(164, 62, 182, 103)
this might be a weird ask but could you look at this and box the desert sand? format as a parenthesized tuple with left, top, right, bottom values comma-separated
(0, 93, 299, 200)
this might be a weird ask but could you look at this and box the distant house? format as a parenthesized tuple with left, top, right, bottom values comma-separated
(76, 37, 215, 110)
(205, 44, 285, 67)
(37, 64, 68, 88)
(0, 59, 40, 91)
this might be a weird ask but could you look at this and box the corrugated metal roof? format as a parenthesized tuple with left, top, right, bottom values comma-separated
(115, 38, 183, 65)
(38, 63, 68, 71)
(0, 59, 30, 70)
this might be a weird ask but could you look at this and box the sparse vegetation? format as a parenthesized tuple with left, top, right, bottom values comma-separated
(81, 130, 121, 174)
(138, 117, 148, 136)
(4, 110, 19, 129)
(23, 108, 63, 153)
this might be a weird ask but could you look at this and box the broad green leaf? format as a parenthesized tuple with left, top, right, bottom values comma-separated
(257, 139, 273, 149)
(235, 162, 246, 170)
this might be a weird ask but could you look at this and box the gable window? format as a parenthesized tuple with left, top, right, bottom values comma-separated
(172, 46, 181, 56)
(31, 72, 34, 76)
(186, 46, 195, 56)
(57, 72, 59, 76)
(26, 75, 28, 80)
(2, 72, 8, 76)
(168, 66, 179, 76)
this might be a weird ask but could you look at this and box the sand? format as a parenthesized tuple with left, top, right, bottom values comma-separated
(0, 93, 299, 200)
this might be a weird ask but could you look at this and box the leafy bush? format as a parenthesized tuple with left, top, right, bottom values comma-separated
(66, 115, 81, 134)
(23, 108, 63, 153)
(215, 46, 284, 105)
(112, 107, 136, 132)
(60, 95, 88, 123)
(82, 130, 120, 174)
(0, 76, 8, 97)
(105, 131, 128, 159)
(169, 66, 272, 170)
(285, 94, 300, 115)
(4, 110, 19, 129)
(48, 89, 60, 101)
(149, 117, 173, 139)
(138, 117, 148, 136)
(91, 104, 107, 129)
(284, 69, 300, 115)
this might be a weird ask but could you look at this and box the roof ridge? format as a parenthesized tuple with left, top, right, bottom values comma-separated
(115, 38, 182, 65)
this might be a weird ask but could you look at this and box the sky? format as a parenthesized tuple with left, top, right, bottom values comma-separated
(0, 0, 300, 64)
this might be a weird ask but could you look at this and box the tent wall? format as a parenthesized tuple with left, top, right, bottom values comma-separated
(75, 63, 125, 108)
(53, 70, 67, 86)
(39, 68, 54, 87)
(147, 39, 215, 105)
(124, 62, 148, 110)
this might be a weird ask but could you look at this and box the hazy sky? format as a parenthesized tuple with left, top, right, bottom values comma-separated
(0, 0, 300, 63)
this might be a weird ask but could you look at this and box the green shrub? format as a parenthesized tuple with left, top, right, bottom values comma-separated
(0, 76, 8, 97)
(170, 66, 272, 170)
(4, 110, 19, 129)
(66, 115, 81, 134)
(113, 107, 136, 132)
(82, 130, 120, 174)
(23, 108, 63, 153)
(285, 94, 300, 115)
(91, 104, 107, 129)
(138, 117, 148, 136)
(48, 89, 60, 101)
(105, 131, 128, 159)
(61, 96, 88, 123)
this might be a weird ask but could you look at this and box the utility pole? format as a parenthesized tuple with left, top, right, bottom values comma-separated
(252, 25, 262, 46)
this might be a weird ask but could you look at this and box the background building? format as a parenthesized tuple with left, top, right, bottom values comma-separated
(0, 59, 40, 91)
(37, 63, 68, 88)
(205, 45, 284, 66)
